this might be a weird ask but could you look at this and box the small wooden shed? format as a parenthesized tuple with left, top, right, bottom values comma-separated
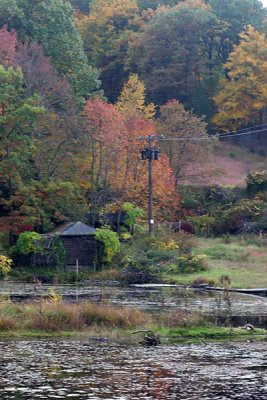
(56, 222, 96, 271)
(33, 222, 97, 271)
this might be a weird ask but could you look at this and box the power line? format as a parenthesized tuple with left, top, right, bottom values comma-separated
(218, 123, 267, 135)
(151, 126, 267, 142)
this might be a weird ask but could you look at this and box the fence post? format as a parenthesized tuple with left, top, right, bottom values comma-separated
(76, 259, 79, 276)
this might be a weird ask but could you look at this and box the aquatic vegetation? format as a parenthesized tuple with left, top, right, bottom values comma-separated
(0, 300, 150, 333)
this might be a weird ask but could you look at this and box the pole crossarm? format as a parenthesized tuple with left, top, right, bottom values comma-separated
(136, 135, 166, 141)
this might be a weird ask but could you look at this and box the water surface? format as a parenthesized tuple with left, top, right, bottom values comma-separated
(0, 339, 266, 399)
(1, 282, 267, 317)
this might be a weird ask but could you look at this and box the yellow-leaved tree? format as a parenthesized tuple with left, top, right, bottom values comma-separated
(116, 73, 156, 120)
(212, 25, 267, 130)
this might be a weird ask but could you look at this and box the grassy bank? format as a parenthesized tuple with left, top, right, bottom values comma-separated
(0, 299, 266, 341)
(155, 326, 266, 343)
(4, 233, 267, 289)
(166, 235, 267, 288)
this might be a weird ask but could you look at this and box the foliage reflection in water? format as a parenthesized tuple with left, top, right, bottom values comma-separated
(0, 339, 266, 399)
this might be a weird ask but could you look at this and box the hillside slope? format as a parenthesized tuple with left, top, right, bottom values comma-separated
(208, 142, 266, 186)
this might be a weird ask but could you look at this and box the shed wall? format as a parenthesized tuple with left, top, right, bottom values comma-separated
(63, 236, 96, 268)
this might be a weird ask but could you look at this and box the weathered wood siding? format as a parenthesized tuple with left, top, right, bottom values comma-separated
(32, 235, 96, 271)
(63, 236, 96, 268)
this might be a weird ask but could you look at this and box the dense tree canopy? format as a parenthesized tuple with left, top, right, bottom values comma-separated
(0, 0, 266, 238)
(212, 25, 267, 130)
(129, 2, 220, 107)
(0, 0, 102, 102)
(207, 0, 265, 62)
(77, 0, 141, 101)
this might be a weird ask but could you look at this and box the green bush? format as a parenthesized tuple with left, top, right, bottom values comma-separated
(122, 202, 144, 234)
(39, 235, 66, 269)
(95, 228, 120, 264)
(11, 232, 66, 269)
(176, 254, 207, 274)
(189, 215, 217, 236)
(221, 196, 266, 233)
(187, 188, 267, 235)
(246, 170, 267, 194)
(179, 184, 243, 216)
(12, 232, 41, 255)
(256, 212, 267, 232)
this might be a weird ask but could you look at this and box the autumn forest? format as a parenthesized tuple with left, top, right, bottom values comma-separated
(0, 0, 266, 237)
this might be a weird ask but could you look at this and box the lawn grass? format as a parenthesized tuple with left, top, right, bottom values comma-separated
(166, 236, 267, 288)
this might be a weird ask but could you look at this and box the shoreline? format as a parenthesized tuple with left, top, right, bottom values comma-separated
(0, 328, 266, 343)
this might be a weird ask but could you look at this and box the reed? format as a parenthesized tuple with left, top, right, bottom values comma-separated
(0, 300, 150, 333)
(0, 315, 17, 331)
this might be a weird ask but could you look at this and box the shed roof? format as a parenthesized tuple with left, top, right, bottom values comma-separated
(49, 222, 96, 236)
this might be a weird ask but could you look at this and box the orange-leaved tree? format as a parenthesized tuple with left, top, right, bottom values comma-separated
(114, 74, 180, 221)
(79, 96, 127, 224)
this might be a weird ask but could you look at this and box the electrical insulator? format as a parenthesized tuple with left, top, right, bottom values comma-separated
(154, 149, 159, 160)
(141, 149, 147, 160)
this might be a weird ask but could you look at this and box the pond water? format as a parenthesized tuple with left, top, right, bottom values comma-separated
(0, 338, 266, 399)
(0, 283, 267, 399)
(1, 282, 267, 317)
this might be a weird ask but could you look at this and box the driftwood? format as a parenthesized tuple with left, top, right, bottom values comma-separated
(242, 323, 254, 330)
(132, 330, 161, 346)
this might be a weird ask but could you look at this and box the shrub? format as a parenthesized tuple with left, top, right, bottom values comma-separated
(11, 232, 67, 269)
(176, 254, 207, 274)
(192, 276, 215, 286)
(122, 263, 162, 285)
(12, 231, 41, 255)
(189, 215, 217, 236)
(121, 202, 145, 234)
(95, 228, 120, 264)
(0, 255, 12, 277)
(151, 229, 193, 254)
(221, 196, 266, 233)
(246, 170, 267, 194)
(112, 229, 198, 283)
(39, 235, 66, 269)
(179, 184, 243, 216)
(92, 268, 122, 281)
(256, 212, 267, 232)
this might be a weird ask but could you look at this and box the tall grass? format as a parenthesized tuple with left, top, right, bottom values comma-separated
(0, 300, 150, 333)
(1, 299, 264, 339)
(0, 298, 213, 336)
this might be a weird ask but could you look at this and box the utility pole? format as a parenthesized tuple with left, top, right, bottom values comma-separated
(137, 134, 164, 234)
(148, 134, 153, 234)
